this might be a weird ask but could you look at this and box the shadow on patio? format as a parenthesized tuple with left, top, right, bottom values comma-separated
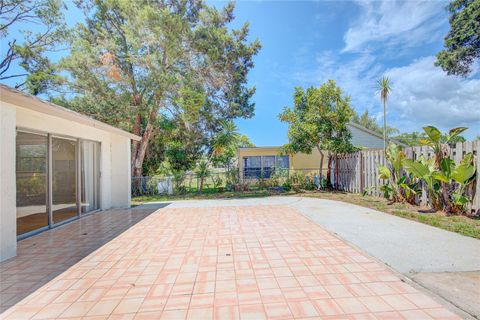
(0, 204, 169, 313)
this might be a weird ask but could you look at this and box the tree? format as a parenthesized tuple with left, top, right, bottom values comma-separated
(351, 109, 381, 133)
(60, 0, 260, 177)
(0, 0, 67, 93)
(376, 76, 392, 152)
(435, 0, 480, 76)
(393, 131, 466, 147)
(351, 108, 399, 137)
(279, 80, 356, 186)
(210, 120, 254, 169)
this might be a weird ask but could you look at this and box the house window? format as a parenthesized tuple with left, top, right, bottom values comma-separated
(243, 155, 289, 179)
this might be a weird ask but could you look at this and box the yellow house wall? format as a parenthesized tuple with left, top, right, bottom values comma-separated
(237, 147, 328, 178)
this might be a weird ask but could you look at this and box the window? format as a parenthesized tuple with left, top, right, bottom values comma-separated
(243, 155, 290, 179)
(16, 130, 101, 238)
(243, 156, 261, 178)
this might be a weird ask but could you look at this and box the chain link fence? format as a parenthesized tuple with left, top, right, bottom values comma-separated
(132, 168, 327, 196)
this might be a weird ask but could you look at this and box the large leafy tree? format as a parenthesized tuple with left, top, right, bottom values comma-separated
(60, 0, 260, 177)
(0, 0, 67, 93)
(351, 108, 399, 137)
(435, 0, 480, 76)
(279, 80, 356, 184)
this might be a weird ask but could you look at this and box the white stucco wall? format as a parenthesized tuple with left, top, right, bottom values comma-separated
(0, 104, 17, 261)
(348, 124, 385, 149)
(0, 101, 133, 261)
(110, 134, 132, 208)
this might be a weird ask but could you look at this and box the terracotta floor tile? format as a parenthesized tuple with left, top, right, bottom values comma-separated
(164, 295, 191, 311)
(313, 299, 344, 316)
(0, 205, 461, 320)
(190, 293, 214, 308)
(336, 297, 369, 314)
(139, 296, 168, 313)
(159, 309, 187, 320)
(325, 285, 354, 298)
(238, 304, 266, 320)
(214, 291, 238, 306)
(214, 305, 240, 320)
(237, 290, 261, 305)
(287, 300, 319, 318)
(134, 311, 164, 319)
(358, 296, 393, 313)
(31, 303, 71, 320)
(186, 307, 213, 320)
(259, 288, 285, 304)
(60, 301, 96, 318)
(400, 309, 434, 319)
(380, 294, 417, 311)
(282, 287, 308, 302)
(264, 302, 293, 320)
(86, 299, 121, 316)
(403, 293, 442, 309)
(256, 277, 279, 290)
(113, 298, 144, 315)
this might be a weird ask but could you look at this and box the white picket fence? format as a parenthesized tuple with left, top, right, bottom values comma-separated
(331, 141, 480, 213)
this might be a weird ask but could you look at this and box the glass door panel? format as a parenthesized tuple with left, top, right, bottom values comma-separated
(80, 141, 100, 214)
(52, 137, 77, 224)
(16, 132, 48, 235)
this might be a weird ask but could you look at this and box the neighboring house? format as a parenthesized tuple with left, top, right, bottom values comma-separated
(238, 122, 401, 179)
(0, 84, 141, 261)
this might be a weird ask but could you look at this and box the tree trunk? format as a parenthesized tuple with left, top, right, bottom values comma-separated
(326, 153, 333, 190)
(316, 145, 324, 190)
(132, 124, 153, 177)
(131, 113, 142, 170)
(131, 105, 160, 178)
(440, 182, 453, 213)
(383, 100, 387, 152)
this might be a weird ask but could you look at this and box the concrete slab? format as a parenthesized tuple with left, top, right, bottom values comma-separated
(410, 272, 480, 318)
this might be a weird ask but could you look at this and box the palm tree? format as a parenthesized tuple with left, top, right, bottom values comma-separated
(212, 120, 240, 168)
(376, 76, 392, 152)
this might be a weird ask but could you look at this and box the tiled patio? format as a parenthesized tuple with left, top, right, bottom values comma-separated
(1, 205, 459, 319)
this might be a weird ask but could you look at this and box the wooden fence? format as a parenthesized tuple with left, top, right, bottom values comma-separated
(331, 140, 480, 213)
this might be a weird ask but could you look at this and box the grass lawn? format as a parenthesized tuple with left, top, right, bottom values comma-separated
(132, 190, 480, 239)
(131, 190, 279, 206)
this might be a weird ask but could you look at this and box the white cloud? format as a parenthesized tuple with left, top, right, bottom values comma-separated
(293, 53, 480, 138)
(293, 51, 382, 113)
(343, 0, 446, 53)
(385, 56, 480, 136)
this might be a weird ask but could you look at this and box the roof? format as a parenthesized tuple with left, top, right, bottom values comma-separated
(0, 84, 141, 141)
(238, 121, 406, 150)
(238, 146, 282, 151)
(347, 122, 406, 147)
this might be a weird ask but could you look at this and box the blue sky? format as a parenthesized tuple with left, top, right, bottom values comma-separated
(3, 0, 480, 142)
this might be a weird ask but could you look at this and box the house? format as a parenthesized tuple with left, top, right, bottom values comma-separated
(0, 84, 141, 261)
(238, 122, 398, 179)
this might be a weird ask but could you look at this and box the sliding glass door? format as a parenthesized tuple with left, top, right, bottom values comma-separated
(16, 131, 101, 238)
(80, 140, 100, 214)
(52, 137, 78, 224)
(16, 132, 48, 236)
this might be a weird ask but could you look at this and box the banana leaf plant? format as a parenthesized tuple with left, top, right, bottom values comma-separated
(377, 143, 420, 204)
(420, 126, 467, 212)
(404, 153, 476, 214)
(419, 126, 467, 168)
